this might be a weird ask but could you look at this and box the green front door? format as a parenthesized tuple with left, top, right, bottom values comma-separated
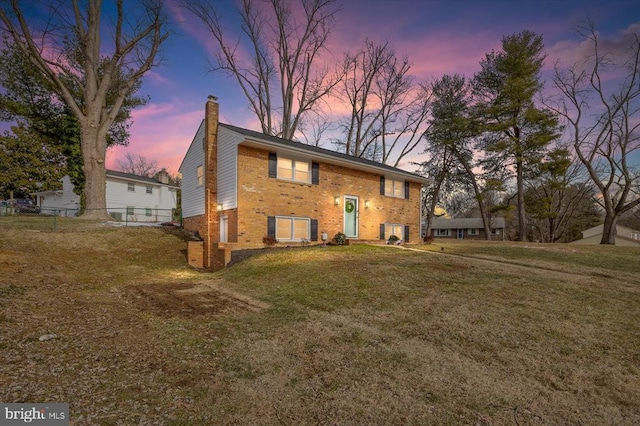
(344, 196, 358, 238)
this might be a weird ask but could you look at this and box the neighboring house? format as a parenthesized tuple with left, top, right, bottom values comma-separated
(571, 224, 640, 247)
(33, 170, 178, 222)
(32, 175, 80, 217)
(179, 97, 427, 269)
(428, 217, 506, 240)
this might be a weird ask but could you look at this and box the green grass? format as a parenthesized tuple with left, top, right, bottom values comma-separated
(1, 217, 639, 425)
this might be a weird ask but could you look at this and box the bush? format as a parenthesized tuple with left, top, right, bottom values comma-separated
(334, 232, 346, 245)
(262, 235, 277, 247)
(424, 235, 434, 244)
(387, 234, 399, 244)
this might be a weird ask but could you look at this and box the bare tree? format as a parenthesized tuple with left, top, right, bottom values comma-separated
(117, 152, 159, 177)
(524, 148, 598, 242)
(185, 0, 342, 141)
(0, 0, 169, 219)
(335, 39, 431, 166)
(551, 23, 640, 244)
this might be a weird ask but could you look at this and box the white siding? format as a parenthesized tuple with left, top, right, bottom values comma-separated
(179, 120, 206, 218)
(218, 127, 243, 210)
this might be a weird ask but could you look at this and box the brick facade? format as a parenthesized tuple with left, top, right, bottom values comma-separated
(183, 98, 425, 268)
(230, 145, 422, 248)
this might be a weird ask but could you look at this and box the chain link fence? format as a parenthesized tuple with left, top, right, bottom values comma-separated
(1, 204, 181, 227)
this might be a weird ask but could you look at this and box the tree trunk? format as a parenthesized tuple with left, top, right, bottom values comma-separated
(516, 158, 527, 241)
(79, 122, 111, 220)
(600, 212, 617, 245)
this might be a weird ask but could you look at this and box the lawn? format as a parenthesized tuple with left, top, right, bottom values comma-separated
(1, 216, 639, 424)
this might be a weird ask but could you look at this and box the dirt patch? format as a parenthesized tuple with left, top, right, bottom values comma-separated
(128, 282, 267, 318)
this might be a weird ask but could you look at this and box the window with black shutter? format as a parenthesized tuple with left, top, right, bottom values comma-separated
(268, 153, 277, 178)
(267, 216, 276, 238)
(311, 219, 318, 241)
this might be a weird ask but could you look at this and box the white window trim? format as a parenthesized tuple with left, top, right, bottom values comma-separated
(127, 183, 135, 192)
(491, 228, 501, 235)
(276, 216, 310, 242)
(435, 229, 451, 237)
(196, 165, 204, 187)
(384, 178, 405, 198)
(385, 223, 404, 239)
(277, 156, 311, 184)
(146, 185, 153, 194)
(469, 228, 479, 235)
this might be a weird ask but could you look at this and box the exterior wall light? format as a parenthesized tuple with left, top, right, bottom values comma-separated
(217, 203, 223, 212)
(365, 200, 370, 209)
(334, 196, 340, 205)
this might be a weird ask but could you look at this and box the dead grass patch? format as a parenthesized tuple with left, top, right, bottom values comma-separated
(1, 217, 639, 424)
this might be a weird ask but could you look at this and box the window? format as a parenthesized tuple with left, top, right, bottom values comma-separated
(276, 217, 310, 241)
(126, 206, 134, 216)
(277, 157, 310, 183)
(385, 224, 404, 239)
(127, 183, 135, 192)
(146, 185, 152, 194)
(384, 178, 405, 198)
(491, 228, 501, 235)
(469, 228, 479, 235)
(196, 165, 204, 186)
(145, 208, 152, 217)
(435, 229, 451, 237)
(632, 232, 640, 240)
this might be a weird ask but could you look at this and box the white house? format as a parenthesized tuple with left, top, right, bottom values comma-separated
(571, 224, 640, 247)
(33, 170, 179, 222)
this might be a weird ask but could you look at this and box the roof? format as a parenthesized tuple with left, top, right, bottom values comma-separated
(431, 217, 506, 229)
(219, 123, 428, 183)
(106, 170, 177, 188)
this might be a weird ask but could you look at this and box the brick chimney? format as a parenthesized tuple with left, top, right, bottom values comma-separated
(204, 96, 220, 268)
(156, 168, 170, 184)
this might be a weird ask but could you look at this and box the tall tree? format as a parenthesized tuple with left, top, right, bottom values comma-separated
(336, 39, 431, 166)
(0, 0, 169, 219)
(424, 74, 495, 239)
(473, 30, 561, 241)
(185, 0, 342, 141)
(524, 148, 599, 242)
(0, 124, 66, 199)
(551, 23, 640, 244)
(0, 42, 144, 200)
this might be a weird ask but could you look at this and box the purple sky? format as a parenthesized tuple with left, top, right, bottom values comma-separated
(101, 0, 640, 174)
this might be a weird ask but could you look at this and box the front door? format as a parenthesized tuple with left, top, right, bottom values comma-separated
(344, 196, 358, 238)
(457, 228, 464, 239)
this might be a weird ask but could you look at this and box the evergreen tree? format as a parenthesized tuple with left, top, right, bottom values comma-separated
(473, 30, 560, 241)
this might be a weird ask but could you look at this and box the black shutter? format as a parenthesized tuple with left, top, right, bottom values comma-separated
(267, 216, 276, 238)
(404, 225, 410, 242)
(404, 181, 410, 199)
(380, 224, 385, 240)
(380, 176, 385, 195)
(310, 219, 318, 241)
(311, 162, 319, 185)
(268, 153, 277, 178)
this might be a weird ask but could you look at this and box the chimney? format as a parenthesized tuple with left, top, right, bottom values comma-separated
(157, 168, 169, 184)
(204, 96, 220, 269)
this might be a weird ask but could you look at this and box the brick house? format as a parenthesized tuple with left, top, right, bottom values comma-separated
(179, 98, 427, 269)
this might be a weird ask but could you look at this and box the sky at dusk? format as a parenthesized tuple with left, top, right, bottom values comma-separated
(89, 0, 640, 174)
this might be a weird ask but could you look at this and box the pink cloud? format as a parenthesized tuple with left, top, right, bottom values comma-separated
(106, 102, 204, 175)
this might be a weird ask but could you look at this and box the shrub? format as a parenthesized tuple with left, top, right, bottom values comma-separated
(334, 232, 346, 245)
(424, 235, 434, 244)
(262, 235, 277, 247)
(387, 234, 399, 244)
